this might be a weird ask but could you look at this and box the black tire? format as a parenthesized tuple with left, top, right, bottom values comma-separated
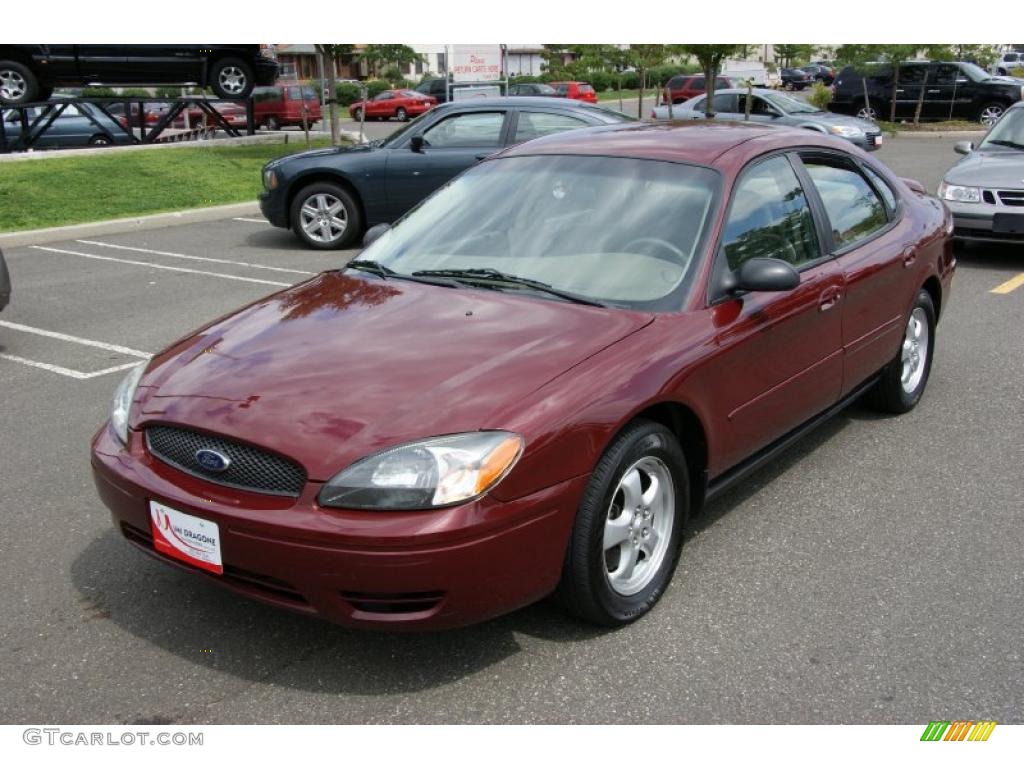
(0, 60, 40, 105)
(88, 134, 112, 146)
(395, 107, 408, 122)
(868, 289, 936, 414)
(352, 108, 363, 122)
(977, 101, 1006, 127)
(210, 57, 255, 100)
(556, 419, 689, 627)
(264, 115, 280, 131)
(36, 84, 54, 102)
(289, 182, 362, 250)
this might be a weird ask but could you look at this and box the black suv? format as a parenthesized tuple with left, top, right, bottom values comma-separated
(831, 61, 1024, 126)
(0, 45, 279, 105)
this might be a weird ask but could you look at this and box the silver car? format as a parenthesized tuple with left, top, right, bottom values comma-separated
(652, 88, 884, 151)
(939, 101, 1024, 244)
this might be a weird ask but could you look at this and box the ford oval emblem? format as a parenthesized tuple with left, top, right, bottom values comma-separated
(195, 448, 231, 473)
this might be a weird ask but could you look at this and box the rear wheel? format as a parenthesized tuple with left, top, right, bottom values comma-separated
(0, 61, 39, 105)
(856, 100, 878, 121)
(868, 289, 936, 414)
(290, 182, 362, 250)
(264, 115, 280, 131)
(210, 58, 254, 100)
(88, 134, 112, 146)
(352, 107, 363, 122)
(978, 102, 1006, 127)
(556, 420, 688, 627)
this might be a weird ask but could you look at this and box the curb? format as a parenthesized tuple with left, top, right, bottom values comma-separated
(0, 202, 262, 248)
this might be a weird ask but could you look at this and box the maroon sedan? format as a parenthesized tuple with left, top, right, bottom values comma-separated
(92, 122, 954, 630)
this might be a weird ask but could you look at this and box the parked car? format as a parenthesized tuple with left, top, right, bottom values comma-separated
(252, 83, 321, 130)
(549, 81, 598, 104)
(415, 77, 452, 103)
(800, 64, 836, 85)
(939, 101, 1024, 243)
(0, 45, 279, 105)
(1, 102, 131, 149)
(95, 121, 954, 630)
(260, 97, 634, 249)
(508, 82, 559, 97)
(349, 89, 436, 122)
(652, 89, 884, 151)
(0, 248, 9, 312)
(780, 67, 814, 90)
(831, 61, 1024, 126)
(992, 51, 1024, 77)
(662, 75, 734, 104)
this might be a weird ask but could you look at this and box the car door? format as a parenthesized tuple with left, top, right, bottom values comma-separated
(925, 63, 960, 120)
(368, 91, 393, 118)
(735, 93, 779, 124)
(894, 63, 927, 119)
(122, 45, 203, 83)
(696, 153, 845, 472)
(74, 45, 128, 83)
(384, 109, 510, 219)
(795, 152, 908, 395)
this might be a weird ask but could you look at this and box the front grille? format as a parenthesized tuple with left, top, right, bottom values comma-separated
(996, 190, 1024, 207)
(146, 425, 306, 497)
(983, 190, 997, 204)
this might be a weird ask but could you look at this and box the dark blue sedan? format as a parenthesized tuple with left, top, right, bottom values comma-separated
(259, 97, 634, 249)
(1, 101, 130, 151)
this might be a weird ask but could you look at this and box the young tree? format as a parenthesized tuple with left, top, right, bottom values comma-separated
(315, 44, 354, 146)
(627, 45, 676, 118)
(680, 45, 743, 119)
(773, 44, 815, 68)
(357, 45, 423, 79)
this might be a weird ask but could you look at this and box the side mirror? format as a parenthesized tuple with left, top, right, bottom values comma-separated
(362, 223, 391, 248)
(729, 258, 801, 293)
(409, 134, 425, 153)
(954, 140, 974, 155)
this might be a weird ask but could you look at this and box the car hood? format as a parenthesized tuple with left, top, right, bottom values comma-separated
(795, 112, 876, 131)
(945, 148, 1024, 188)
(135, 272, 653, 481)
(262, 144, 377, 172)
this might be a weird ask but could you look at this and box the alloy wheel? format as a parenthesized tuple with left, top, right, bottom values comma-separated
(980, 104, 1004, 127)
(218, 67, 247, 96)
(900, 307, 929, 394)
(602, 456, 675, 596)
(856, 104, 877, 121)
(299, 193, 348, 244)
(0, 69, 27, 101)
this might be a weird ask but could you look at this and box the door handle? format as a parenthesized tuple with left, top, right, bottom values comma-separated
(819, 287, 842, 312)
(902, 249, 917, 268)
(927, 89, 940, 94)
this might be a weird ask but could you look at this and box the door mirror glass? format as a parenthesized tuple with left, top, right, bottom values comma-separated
(954, 140, 974, 155)
(362, 223, 391, 248)
(732, 258, 801, 292)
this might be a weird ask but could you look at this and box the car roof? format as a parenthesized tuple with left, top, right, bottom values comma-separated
(686, 88, 784, 97)
(497, 120, 829, 165)
(432, 96, 606, 111)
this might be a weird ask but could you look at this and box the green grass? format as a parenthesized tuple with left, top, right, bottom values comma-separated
(874, 119, 985, 135)
(0, 138, 335, 232)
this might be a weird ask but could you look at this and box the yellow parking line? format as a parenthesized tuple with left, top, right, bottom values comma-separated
(991, 273, 1024, 294)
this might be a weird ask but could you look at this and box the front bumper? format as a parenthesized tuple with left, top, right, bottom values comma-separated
(91, 423, 584, 630)
(258, 190, 289, 229)
(945, 199, 1024, 243)
(0, 249, 9, 311)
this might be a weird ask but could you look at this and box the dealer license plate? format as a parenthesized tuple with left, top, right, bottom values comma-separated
(149, 500, 223, 575)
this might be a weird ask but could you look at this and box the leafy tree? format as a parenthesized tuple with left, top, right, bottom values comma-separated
(680, 45, 743, 118)
(773, 44, 816, 68)
(627, 45, 677, 117)
(837, 44, 954, 123)
(357, 45, 423, 78)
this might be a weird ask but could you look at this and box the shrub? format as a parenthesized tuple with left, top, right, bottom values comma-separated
(620, 71, 640, 90)
(585, 70, 613, 92)
(118, 88, 151, 98)
(807, 81, 832, 111)
(335, 81, 363, 107)
(364, 79, 391, 98)
(81, 87, 116, 97)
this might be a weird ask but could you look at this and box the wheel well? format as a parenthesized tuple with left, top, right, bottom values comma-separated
(0, 49, 34, 68)
(286, 173, 366, 230)
(922, 275, 942, 318)
(632, 402, 708, 515)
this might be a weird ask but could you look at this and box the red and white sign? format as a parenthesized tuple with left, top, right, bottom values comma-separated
(149, 500, 223, 575)
(451, 45, 503, 83)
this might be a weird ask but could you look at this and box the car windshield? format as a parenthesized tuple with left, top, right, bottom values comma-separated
(534, 83, 557, 95)
(764, 92, 821, 114)
(980, 108, 1024, 149)
(357, 155, 720, 310)
(959, 62, 991, 82)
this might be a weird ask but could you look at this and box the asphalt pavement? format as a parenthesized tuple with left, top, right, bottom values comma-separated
(0, 134, 1021, 724)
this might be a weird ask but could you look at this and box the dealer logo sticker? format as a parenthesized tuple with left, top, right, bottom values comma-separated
(149, 500, 223, 575)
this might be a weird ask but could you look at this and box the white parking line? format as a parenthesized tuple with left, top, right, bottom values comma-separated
(0, 320, 151, 357)
(76, 240, 314, 276)
(0, 354, 141, 380)
(31, 246, 292, 288)
(233, 217, 271, 224)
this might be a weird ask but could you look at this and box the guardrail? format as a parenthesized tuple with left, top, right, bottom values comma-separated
(0, 96, 256, 154)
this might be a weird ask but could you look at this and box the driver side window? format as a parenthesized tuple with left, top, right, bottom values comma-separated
(721, 155, 820, 271)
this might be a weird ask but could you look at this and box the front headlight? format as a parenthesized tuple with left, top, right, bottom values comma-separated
(263, 169, 278, 190)
(110, 362, 147, 445)
(829, 124, 863, 138)
(938, 182, 981, 203)
(318, 432, 524, 510)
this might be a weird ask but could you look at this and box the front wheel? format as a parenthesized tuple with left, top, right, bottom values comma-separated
(88, 134, 112, 146)
(868, 289, 936, 414)
(556, 420, 688, 627)
(352, 108, 363, 122)
(978, 102, 1005, 127)
(210, 58, 254, 100)
(290, 182, 362, 250)
(264, 115, 280, 131)
(856, 100, 878, 121)
(395, 107, 408, 122)
(0, 60, 39, 105)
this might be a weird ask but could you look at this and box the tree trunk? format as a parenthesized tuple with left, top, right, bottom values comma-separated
(913, 66, 929, 125)
(889, 62, 899, 123)
(744, 79, 752, 121)
(637, 69, 645, 119)
(317, 47, 341, 146)
(703, 61, 716, 119)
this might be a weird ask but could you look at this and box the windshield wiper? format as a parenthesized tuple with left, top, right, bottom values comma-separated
(987, 139, 1024, 151)
(411, 268, 607, 307)
(346, 259, 462, 288)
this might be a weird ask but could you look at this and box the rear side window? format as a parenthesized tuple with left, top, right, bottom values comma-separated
(668, 76, 685, 88)
(721, 155, 820, 270)
(802, 157, 888, 249)
(715, 77, 732, 89)
(690, 77, 705, 89)
(514, 111, 587, 142)
(860, 164, 897, 213)
(711, 93, 738, 112)
(579, 84, 595, 94)
(286, 87, 317, 100)
(553, 84, 569, 95)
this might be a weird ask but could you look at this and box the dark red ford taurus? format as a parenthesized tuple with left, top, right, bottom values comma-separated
(91, 122, 955, 630)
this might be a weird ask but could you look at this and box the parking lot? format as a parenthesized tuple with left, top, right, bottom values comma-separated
(1, 134, 1022, 724)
